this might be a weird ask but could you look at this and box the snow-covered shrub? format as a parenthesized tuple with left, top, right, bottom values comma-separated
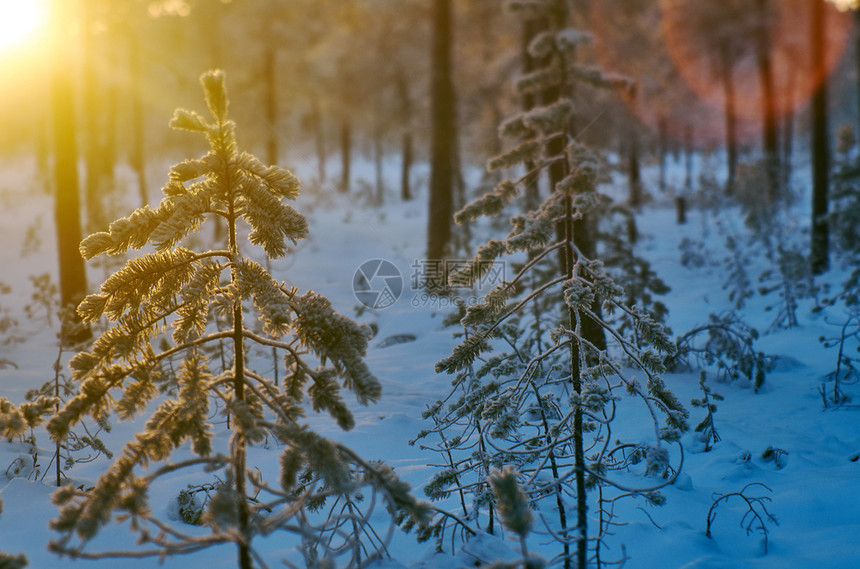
(46, 71, 427, 568)
(669, 312, 774, 391)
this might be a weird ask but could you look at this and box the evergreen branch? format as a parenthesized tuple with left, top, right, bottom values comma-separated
(235, 152, 300, 200)
(482, 275, 567, 337)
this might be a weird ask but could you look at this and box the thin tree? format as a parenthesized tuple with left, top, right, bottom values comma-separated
(397, 70, 414, 201)
(755, 0, 781, 202)
(50, 0, 89, 341)
(47, 71, 427, 569)
(427, 0, 456, 271)
(419, 5, 688, 567)
(811, 0, 830, 274)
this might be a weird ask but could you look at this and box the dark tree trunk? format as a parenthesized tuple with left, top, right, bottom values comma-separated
(811, 0, 830, 274)
(397, 73, 412, 201)
(340, 118, 351, 192)
(401, 132, 413, 201)
(264, 46, 279, 166)
(374, 124, 384, 205)
(312, 100, 326, 182)
(658, 115, 668, 193)
(226, 193, 252, 569)
(855, 9, 860, 141)
(628, 122, 642, 208)
(720, 45, 738, 192)
(426, 0, 456, 269)
(541, 7, 591, 569)
(782, 59, 796, 174)
(130, 35, 147, 209)
(675, 197, 687, 224)
(684, 124, 694, 190)
(36, 113, 50, 193)
(451, 115, 469, 254)
(755, 0, 780, 203)
(83, 0, 105, 231)
(522, 18, 541, 211)
(51, 0, 89, 341)
(103, 28, 118, 184)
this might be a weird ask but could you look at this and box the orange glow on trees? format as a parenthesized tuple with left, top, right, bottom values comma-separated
(659, 0, 851, 131)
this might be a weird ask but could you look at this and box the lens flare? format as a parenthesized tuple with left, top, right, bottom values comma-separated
(0, 0, 48, 53)
(591, 0, 852, 144)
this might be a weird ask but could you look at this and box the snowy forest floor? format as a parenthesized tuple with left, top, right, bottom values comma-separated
(0, 154, 858, 569)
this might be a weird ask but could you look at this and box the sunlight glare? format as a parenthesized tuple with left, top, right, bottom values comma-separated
(827, 0, 859, 10)
(0, 0, 48, 52)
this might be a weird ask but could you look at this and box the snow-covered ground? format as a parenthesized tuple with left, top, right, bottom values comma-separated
(0, 152, 858, 569)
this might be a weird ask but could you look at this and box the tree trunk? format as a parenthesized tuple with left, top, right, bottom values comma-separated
(856, 9, 860, 140)
(566, 193, 587, 569)
(782, 58, 796, 174)
(401, 131, 413, 201)
(82, 0, 105, 231)
(36, 113, 50, 193)
(227, 191, 252, 569)
(51, 0, 89, 342)
(628, 121, 642, 208)
(720, 45, 738, 192)
(312, 100, 326, 182)
(264, 46, 279, 166)
(103, 27, 118, 185)
(541, 6, 588, 568)
(811, 0, 829, 274)
(522, 18, 541, 211)
(684, 124, 693, 191)
(397, 73, 413, 201)
(755, 0, 780, 203)
(426, 0, 456, 270)
(130, 34, 147, 208)
(658, 115, 668, 193)
(374, 124, 384, 205)
(340, 118, 351, 192)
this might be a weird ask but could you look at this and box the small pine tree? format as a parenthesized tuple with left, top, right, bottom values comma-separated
(46, 71, 427, 568)
(691, 371, 722, 451)
(416, 4, 688, 567)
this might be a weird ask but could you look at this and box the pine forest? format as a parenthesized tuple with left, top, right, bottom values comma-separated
(0, 1, 858, 568)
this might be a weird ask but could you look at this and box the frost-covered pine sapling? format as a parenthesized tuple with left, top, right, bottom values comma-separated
(691, 371, 722, 452)
(418, 3, 688, 567)
(757, 245, 816, 330)
(46, 71, 427, 569)
(670, 312, 774, 392)
(817, 312, 860, 407)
